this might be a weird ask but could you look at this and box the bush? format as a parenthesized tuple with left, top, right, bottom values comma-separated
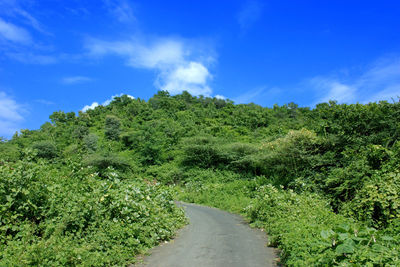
(83, 153, 130, 175)
(32, 141, 58, 159)
(0, 143, 20, 162)
(178, 174, 253, 213)
(246, 184, 400, 266)
(72, 125, 89, 140)
(105, 115, 121, 141)
(0, 159, 186, 266)
(145, 163, 184, 184)
(83, 133, 98, 152)
(121, 131, 136, 147)
(251, 129, 321, 186)
(341, 171, 400, 228)
(63, 144, 80, 157)
(0, 160, 50, 233)
(180, 136, 227, 169)
(223, 142, 258, 173)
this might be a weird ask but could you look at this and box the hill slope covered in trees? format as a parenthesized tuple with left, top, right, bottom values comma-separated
(1, 91, 400, 265)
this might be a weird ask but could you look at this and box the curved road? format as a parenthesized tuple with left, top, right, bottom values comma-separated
(136, 202, 277, 267)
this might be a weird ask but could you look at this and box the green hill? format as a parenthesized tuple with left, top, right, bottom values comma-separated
(1, 91, 399, 265)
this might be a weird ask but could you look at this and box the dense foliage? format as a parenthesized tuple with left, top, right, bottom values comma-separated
(1, 91, 400, 265)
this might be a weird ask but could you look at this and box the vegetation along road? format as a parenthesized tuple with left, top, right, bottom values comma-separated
(137, 202, 277, 267)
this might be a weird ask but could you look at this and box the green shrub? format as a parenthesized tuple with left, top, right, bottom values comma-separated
(63, 144, 80, 157)
(223, 142, 258, 173)
(121, 131, 136, 147)
(32, 141, 58, 159)
(342, 171, 400, 228)
(72, 125, 89, 140)
(83, 153, 130, 175)
(246, 185, 400, 266)
(324, 157, 372, 208)
(0, 143, 20, 162)
(180, 136, 227, 169)
(145, 163, 184, 184)
(83, 133, 98, 152)
(105, 115, 121, 140)
(252, 128, 321, 186)
(0, 160, 50, 233)
(0, 158, 186, 266)
(179, 179, 253, 213)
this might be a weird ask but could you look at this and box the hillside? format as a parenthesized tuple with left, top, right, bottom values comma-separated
(1, 91, 400, 266)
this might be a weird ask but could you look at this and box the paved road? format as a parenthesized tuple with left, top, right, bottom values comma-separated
(136, 202, 277, 267)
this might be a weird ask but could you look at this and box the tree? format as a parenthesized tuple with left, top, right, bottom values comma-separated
(105, 115, 121, 140)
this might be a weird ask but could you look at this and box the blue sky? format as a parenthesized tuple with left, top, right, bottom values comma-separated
(1, 0, 400, 138)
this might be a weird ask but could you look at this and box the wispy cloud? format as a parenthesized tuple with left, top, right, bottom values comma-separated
(12, 8, 49, 35)
(82, 93, 134, 112)
(233, 86, 266, 104)
(0, 0, 46, 32)
(311, 56, 400, 104)
(237, 0, 263, 32)
(0, 17, 31, 44)
(0, 2, 56, 64)
(35, 99, 55, 105)
(311, 78, 357, 104)
(0, 91, 25, 138)
(85, 37, 214, 96)
(103, 0, 136, 23)
(62, 76, 92, 85)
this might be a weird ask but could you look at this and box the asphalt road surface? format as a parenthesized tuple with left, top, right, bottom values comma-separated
(136, 202, 277, 267)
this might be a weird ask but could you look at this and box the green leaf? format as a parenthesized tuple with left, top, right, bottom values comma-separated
(372, 244, 388, 252)
(335, 239, 355, 254)
(335, 223, 350, 233)
(381, 235, 394, 241)
(338, 233, 350, 241)
(321, 229, 334, 239)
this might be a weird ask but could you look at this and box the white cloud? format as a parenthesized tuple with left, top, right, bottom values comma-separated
(311, 78, 357, 104)
(13, 8, 48, 35)
(0, 91, 25, 138)
(171, 62, 209, 84)
(82, 102, 99, 112)
(81, 93, 134, 112)
(102, 93, 134, 105)
(103, 0, 136, 23)
(87, 38, 185, 68)
(237, 0, 263, 32)
(0, 120, 19, 139)
(312, 56, 400, 104)
(0, 92, 23, 121)
(35, 99, 55, 105)
(62, 76, 92, 84)
(0, 0, 49, 34)
(0, 3, 56, 64)
(367, 85, 400, 103)
(160, 61, 212, 95)
(233, 86, 266, 104)
(359, 57, 400, 86)
(85, 37, 214, 96)
(0, 17, 31, 44)
(214, 95, 226, 100)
